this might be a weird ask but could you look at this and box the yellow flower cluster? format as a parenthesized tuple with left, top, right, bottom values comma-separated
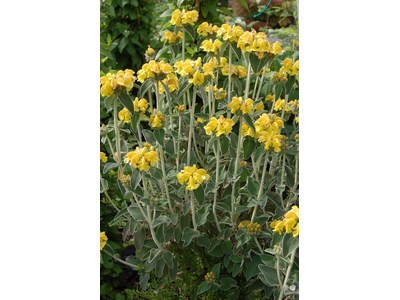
(206, 85, 226, 100)
(257, 66, 270, 75)
(258, 128, 284, 152)
(210, 57, 228, 69)
(246, 222, 261, 235)
(100, 69, 136, 97)
(221, 64, 247, 78)
(228, 97, 254, 114)
(217, 24, 244, 43)
(137, 60, 174, 83)
(162, 30, 183, 44)
(255, 101, 264, 112)
(272, 71, 288, 86)
(255, 113, 286, 152)
(237, 29, 282, 58)
(145, 46, 155, 56)
(240, 160, 249, 167)
(177, 165, 210, 191)
(170, 9, 199, 27)
(265, 94, 274, 102)
(124, 146, 159, 172)
(200, 39, 223, 55)
(174, 58, 206, 86)
(150, 197, 159, 206)
(270, 206, 299, 237)
(148, 109, 166, 128)
(100, 231, 108, 251)
(280, 58, 299, 76)
(175, 105, 185, 112)
(204, 115, 235, 136)
(204, 271, 215, 283)
(295, 134, 299, 142)
(118, 107, 131, 123)
(133, 97, 148, 116)
(293, 39, 299, 51)
(100, 152, 107, 163)
(120, 174, 130, 185)
(158, 73, 180, 93)
(274, 99, 290, 113)
(197, 22, 219, 36)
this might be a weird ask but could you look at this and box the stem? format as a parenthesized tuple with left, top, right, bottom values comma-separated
(254, 236, 263, 253)
(182, 26, 185, 61)
(102, 249, 138, 269)
(131, 194, 148, 224)
(176, 116, 182, 172)
(252, 74, 259, 99)
(100, 173, 120, 212)
(106, 134, 117, 161)
(190, 190, 197, 231)
(159, 144, 174, 213)
(137, 118, 143, 148)
(251, 151, 269, 222)
(227, 44, 232, 119)
(276, 256, 284, 292)
(187, 86, 197, 166)
(230, 116, 244, 226)
(286, 154, 299, 210)
(113, 95, 123, 178)
(213, 138, 222, 232)
(244, 59, 252, 100)
(155, 81, 160, 110)
(277, 248, 297, 300)
(280, 153, 286, 208)
(280, 93, 289, 122)
(255, 66, 267, 102)
(148, 89, 153, 111)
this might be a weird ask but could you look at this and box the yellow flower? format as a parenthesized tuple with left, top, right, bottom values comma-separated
(284, 218, 297, 234)
(149, 110, 165, 128)
(118, 107, 131, 123)
(125, 146, 159, 171)
(255, 101, 264, 112)
(189, 70, 204, 86)
(146, 46, 155, 56)
(177, 165, 210, 190)
(100, 232, 108, 250)
(228, 96, 241, 113)
(238, 220, 250, 228)
(246, 222, 261, 235)
(270, 220, 284, 234)
(100, 152, 107, 163)
(170, 9, 182, 26)
(137, 156, 150, 172)
(240, 98, 254, 114)
(241, 123, 255, 138)
(292, 223, 299, 237)
(265, 94, 274, 102)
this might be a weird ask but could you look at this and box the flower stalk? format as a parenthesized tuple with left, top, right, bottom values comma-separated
(251, 151, 269, 222)
(277, 248, 297, 300)
(113, 95, 123, 178)
(213, 138, 222, 232)
(159, 144, 174, 213)
(190, 190, 197, 231)
(227, 44, 232, 118)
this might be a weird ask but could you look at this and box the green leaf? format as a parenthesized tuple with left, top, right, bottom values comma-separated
(195, 204, 210, 226)
(230, 254, 243, 264)
(182, 227, 200, 247)
(243, 114, 256, 136)
(197, 235, 211, 248)
(245, 255, 262, 280)
(243, 139, 256, 160)
(127, 207, 146, 221)
(282, 233, 299, 257)
(160, 8, 175, 18)
(228, 288, 240, 300)
(152, 215, 171, 227)
(103, 162, 122, 174)
(231, 43, 241, 60)
(160, 80, 171, 106)
(276, 184, 285, 195)
(118, 93, 135, 115)
(184, 25, 196, 41)
(220, 277, 237, 291)
(104, 96, 113, 111)
(153, 128, 165, 147)
(142, 129, 157, 145)
(193, 185, 205, 205)
(222, 240, 232, 254)
(211, 263, 221, 278)
(135, 224, 146, 252)
(197, 281, 212, 295)
(138, 78, 154, 99)
(258, 264, 280, 286)
(139, 273, 150, 291)
(219, 41, 229, 56)
(220, 136, 229, 154)
(247, 176, 260, 197)
(104, 4, 115, 17)
(208, 245, 224, 257)
(118, 37, 128, 53)
(130, 168, 141, 190)
(232, 262, 242, 277)
(162, 251, 174, 269)
(174, 225, 181, 243)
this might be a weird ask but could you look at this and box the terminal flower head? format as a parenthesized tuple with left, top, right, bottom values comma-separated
(177, 165, 210, 191)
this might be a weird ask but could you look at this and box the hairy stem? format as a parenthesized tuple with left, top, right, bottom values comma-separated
(227, 44, 232, 119)
(230, 116, 243, 226)
(113, 95, 123, 178)
(190, 190, 197, 231)
(251, 151, 269, 222)
(212, 138, 222, 232)
(159, 144, 174, 213)
(277, 248, 297, 300)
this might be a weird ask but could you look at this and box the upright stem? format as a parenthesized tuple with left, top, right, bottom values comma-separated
(148, 89, 153, 111)
(106, 134, 117, 161)
(244, 60, 252, 100)
(280, 153, 286, 209)
(190, 190, 197, 231)
(280, 93, 289, 122)
(252, 74, 259, 99)
(276, 256, 284, 291)
(277, 248, 297, 300)
(251, 151, 269, 222)
(159, 144, 174, 213)
(176, 116, 182, 171)
(113, 95, 123, 178)
(137, 118, 143, 148)
(187, 86, 197, 166)
(227, 44, 232, 119)
(182, 27, 185, 61)
(254, 236, 263, 253)
(255, 66, 267, 102)
(155, 81, 160, 110)
(230, 116, 243, 226)
(213, 138, 222, 232)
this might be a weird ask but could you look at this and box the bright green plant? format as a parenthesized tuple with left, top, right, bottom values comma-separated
(100, 8, 299, 299)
